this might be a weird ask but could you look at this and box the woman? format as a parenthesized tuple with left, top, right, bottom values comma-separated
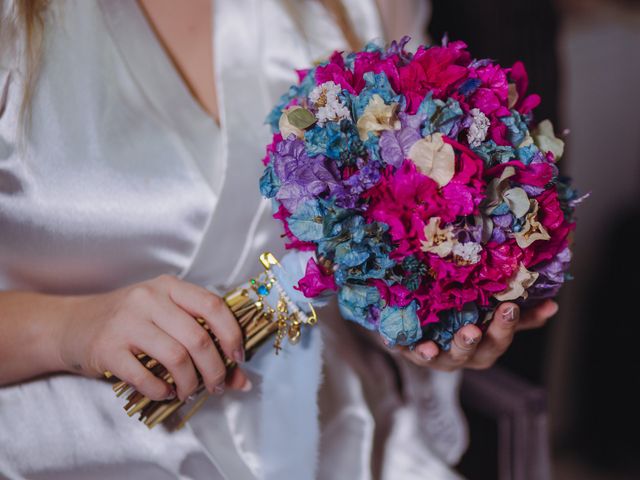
(0, 1, 557, 478)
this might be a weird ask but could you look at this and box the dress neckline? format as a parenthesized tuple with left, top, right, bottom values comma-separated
(97, 0, 221, 136)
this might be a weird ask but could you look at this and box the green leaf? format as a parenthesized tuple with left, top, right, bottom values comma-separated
(287, 108, 317, 130)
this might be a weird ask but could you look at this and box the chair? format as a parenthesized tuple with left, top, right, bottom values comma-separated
(459, 366, 552, 480)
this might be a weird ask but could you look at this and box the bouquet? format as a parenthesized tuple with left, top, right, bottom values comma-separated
(110, 37, 582, 428)
(261, 36, 581, 349)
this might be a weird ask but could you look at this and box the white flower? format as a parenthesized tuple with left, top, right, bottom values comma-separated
(356, 94, 400, 141)
(309, 81, 351, 125)
(408, 132, 456, 187)
(467, 108, 490, 148)
(452, 242, 483, 265)
(421, 217, 455, 257)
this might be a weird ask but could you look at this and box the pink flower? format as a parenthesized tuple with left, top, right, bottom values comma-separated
(263, 134, 283, 166)
(364, 161, 445, 258)
(372, 280, 414, 307)
(273, 204, 316, 251)
(295, 257, 337, 298)
(315, 51, 356, 94)
(509, 61, 541, 115)
(353, 51, 401, 93)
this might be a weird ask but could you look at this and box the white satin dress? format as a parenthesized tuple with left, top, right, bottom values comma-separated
(0, 1, 467, 479)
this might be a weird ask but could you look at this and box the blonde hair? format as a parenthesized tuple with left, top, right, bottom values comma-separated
(1, 0, 47, 125)
(284, 0, 363, 53)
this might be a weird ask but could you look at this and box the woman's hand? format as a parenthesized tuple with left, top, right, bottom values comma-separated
(57, 275, 250, 401)
(399, 299, 559, 371)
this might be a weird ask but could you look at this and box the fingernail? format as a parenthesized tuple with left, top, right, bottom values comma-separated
(420, 351, 433, 362)
(503, 306, 520, 322)
(462, 335, 478, 346)
(164, 389, 177, 401)
(240, 379, 252, 392)
(233, 348, 245, 364)
(213, 383, 225, 395)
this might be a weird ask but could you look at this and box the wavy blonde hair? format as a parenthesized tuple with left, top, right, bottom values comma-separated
(1, 0, 48, 124)
(7, 0, 360, 120)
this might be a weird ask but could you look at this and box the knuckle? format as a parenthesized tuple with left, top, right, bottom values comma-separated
(188, 329, 213, 353)
(204, 294, 224, 314)
(470, 358, 495, 370)
(156, 274, 179, 288)
(128, 370, 150, 391)
(209, 368, 227, 387)
(127, 285, 154, 305)
(165, 344, 190, 366)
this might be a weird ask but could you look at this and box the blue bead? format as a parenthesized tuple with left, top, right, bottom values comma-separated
(257, 285, 269, 296)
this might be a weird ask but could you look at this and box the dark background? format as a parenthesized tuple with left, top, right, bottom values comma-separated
(428, 0, 640, 478)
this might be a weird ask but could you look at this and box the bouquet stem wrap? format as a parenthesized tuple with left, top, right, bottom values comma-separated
(105, 252, 317, 430)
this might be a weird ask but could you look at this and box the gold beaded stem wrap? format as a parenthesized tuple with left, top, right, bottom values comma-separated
(105, 252, 317, 430)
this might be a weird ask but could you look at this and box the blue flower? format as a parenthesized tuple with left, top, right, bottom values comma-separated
(423, 303, 479, 351)
(416, 93, 464, 138)
(338, 283, 381, 330)
(287, 200, 325, 242)
(378, 301, 422, 347)
(304, 121, 364, 164)
(501, 111, 530, 148)
(259, 164, 280, 198)
(473, 140, 516, 167)
(352, 72, 403, 119)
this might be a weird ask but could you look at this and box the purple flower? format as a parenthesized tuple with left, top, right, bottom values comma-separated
(526, 247, 572, 300)
(273, 136, 341, 212)
(379, 126, 421, 168)
(337, 159, 382, 208)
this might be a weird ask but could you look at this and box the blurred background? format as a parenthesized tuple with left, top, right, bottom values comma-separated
(428, 0, 640, 478)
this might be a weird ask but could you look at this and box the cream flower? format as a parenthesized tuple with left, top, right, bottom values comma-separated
(407, 132, 456, 187)
(494, 263, 539, 301)
(483, 167, 531, 219)
(356, 94, 400, 140)
(279, 106, 306, 140)
(421, 217, 455, 257)
(533, 119, 565, 161)
(514, 199, 551, 248)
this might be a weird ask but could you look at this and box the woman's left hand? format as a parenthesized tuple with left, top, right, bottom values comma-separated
(399, 299, 559, 371)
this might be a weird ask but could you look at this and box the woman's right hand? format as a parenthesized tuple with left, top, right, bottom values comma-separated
(57, 274, 251, 401)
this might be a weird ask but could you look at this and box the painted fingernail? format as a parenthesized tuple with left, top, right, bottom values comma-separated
(240, 379, 253, 392)
(503, 306, 520, 322)
(420, 351, 433, 362)
(214, 383, 225, 395)
(233, 348, 245, 364)
(164, 389, 177, 401)
(462, 335, 478, 346)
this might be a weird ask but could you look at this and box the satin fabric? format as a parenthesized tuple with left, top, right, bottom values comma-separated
(0, 1, 466, 479)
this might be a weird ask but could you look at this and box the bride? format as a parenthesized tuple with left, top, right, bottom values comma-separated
(0, 1, 557, 478)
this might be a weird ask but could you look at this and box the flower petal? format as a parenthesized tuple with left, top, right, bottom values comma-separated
(407, 132, 456, 187)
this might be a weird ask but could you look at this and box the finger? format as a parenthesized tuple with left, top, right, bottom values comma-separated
(225, 367, 253, 392)
(132, 320, 205, 401)
(470, 303, 519, 369)
(110, 350, 174, 401)
(150, 300, 227, 398)
(399, 340, 441, 367)
(517, 300, 558, 331)
(168, 279, 244, 364)
(445, 324, 482, 366)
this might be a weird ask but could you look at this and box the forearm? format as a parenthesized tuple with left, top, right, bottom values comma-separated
(0, 291, 77, 385)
